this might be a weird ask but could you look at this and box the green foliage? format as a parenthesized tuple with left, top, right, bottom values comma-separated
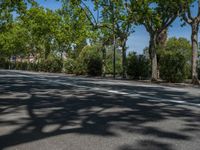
(133, 0, 189, 29)
(63, 58, 76, 74)
(87, 55, 102, 76)
(0, 23, 29, 58)
(38, 58, 63, 73)
(0, 0, 196, 81)
(0, 3, 92, 61)
(0, 58, 9, 69)
(20, 7, 63, 59)
(0, 0, 36, 32)
(15, 61, 28, 70)
(129, 0, 191, 80)
(127, 52, 151, 79)
(160, 52, 188, 82)
(0, 58, 63, 73)
(75, 45, 102, 76)
(27, 63, 39, 71)
(158, 37, 191, 82)
(104, 47, 122, 75)
(164, 37, 191, 60)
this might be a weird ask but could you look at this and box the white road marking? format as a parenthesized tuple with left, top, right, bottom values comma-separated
(29, 76, 200, 108)
(107, 90, 128, 95)
(0, 74, 29, 77)
(1, 71, 199, 108)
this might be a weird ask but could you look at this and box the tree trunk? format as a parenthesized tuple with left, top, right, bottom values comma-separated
(149, 34, 158, 81)
(156, 29, 168, 79)
(122, 41, 127, 79)
(191, 23, 199, 84)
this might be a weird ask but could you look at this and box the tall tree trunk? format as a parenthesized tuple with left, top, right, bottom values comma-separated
(156, 29, 168, 79)
(182, 0, 200, 84)
(149, 34, 158, 81)
(191, 23, 199, 84)
(122, 40, 127, 79)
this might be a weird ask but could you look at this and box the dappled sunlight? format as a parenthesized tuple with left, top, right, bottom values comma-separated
(119, 140, 174, 150)
(0, 71, 199, 150)
(0, 92, 31, 100)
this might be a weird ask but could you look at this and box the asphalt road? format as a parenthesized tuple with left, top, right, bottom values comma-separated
(0, 70, 200, 150)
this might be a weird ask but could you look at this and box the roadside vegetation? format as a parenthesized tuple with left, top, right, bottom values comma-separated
(0, 0, 200, 83)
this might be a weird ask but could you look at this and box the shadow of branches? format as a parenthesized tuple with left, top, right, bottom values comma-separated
(0, 71, 199, 150)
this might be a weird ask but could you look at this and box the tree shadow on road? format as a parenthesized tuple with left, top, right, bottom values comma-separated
(118, 140, 174, 150)
(0, 73, 199, 150)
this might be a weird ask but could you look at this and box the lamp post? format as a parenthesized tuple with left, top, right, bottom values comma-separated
(112, 1, 116, 79)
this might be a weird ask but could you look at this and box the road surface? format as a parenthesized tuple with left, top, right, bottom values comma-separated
(0, 70, 199, 150)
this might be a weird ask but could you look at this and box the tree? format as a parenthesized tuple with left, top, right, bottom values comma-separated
(129, 0, 188, 81)
(160, 37, 192, 82)
(20, 6, 61, 59)
(107, 1, 134, 78)
(0, 0, 36, 32)
(63, 0, 134, 78)
(0, 22, 29, 59)
(92, 0, 134, 78)
(165, 37, 191, 59)
(181, 0, 200, 84)
(60, 1, 94, 58)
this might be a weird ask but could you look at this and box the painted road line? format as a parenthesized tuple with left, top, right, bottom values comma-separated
(2, 71, 199, 108)
(28, 75, 200, 108)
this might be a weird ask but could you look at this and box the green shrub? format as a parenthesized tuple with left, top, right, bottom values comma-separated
(0, 56, 63, 73)
(87, 56, 102, 76)
(127, 52, 150, 79)
(9, 62, 16, 70)
(15, 62, 28, 70)
(74, 60, 86, 75)
(38, 58, 63, 73)
(160, 52, 188, 82)
(27, 63, 39, 71)
(75, 45, 102, 76)
(63, 58, 75, 74)
(49, 58, 63, 73)
(105, 49, 122, 75)
(0, 58, 10, 69)
(158, 37, 191, 81)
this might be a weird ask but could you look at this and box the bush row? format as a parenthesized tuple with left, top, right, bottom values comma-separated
(126, 51, 195, 82)
(1, 52, 199, 82)
(0, 58, 63, 73)
(159, 52, 190, 83)
(126, 53, 151, 79)
(0, 55, 103, 76)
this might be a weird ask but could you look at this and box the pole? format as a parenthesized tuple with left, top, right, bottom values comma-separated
(112, 2, 116, 79)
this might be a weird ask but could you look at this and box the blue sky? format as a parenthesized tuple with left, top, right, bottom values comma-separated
(37, 0, 198, 54)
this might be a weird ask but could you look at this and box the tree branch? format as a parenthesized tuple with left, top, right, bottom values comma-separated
(158, 15, 176, 35)
(197, 0, 200, 22)
(186, 0, 193, 20)
(197, 0, 200, 17)
(182, 13, 193, 24)
(80, 0, 98, 27)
